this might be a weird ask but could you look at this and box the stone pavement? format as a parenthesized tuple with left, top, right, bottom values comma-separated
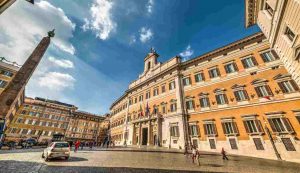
(1, 148, 300, 173)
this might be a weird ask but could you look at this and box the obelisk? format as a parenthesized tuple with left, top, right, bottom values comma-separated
(0, 30, 54, 142)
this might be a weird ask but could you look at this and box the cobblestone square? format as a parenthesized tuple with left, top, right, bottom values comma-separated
(1, 148, 300, 173)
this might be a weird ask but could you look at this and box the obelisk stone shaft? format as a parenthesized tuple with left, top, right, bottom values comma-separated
(0, 36, 51, 119)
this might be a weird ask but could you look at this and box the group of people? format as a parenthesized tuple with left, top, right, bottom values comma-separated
(189, 145, 229, 165)
(73, 140, 95, 152)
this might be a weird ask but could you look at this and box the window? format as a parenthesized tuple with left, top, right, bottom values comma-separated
(285, 26, 295, 42)
(199, 97, 210, 108)
(182, 77, 191, 86)
(224, 62, 238, 74)
(268, 117, 294, 133)
(0, 69, 13, 77)
(260, 51, 278, 62)
(134, 97, 137, 103)
(146, 91, 151, 99)
(186, 100, 194, 110)
(161, 104, 166, 114)
(243, 119, 263, 134)
(189, 125, 199, 136)
(0, 80, 8, 88)
(170, 102, 177, 112)
(229, 138, 238, 149)
(170, 125, 179, 137)
(194, 72, 204, 82)
(153, 88, 159, 96)
(222, 121, 238, 135)
(234, 89, 249, 102)
(215, 93, 228, 105)
(253, 138, 264, 150)
(241, 56, 257, 68)
(169, 81, 175, 90)
(277, 80, 299, 94)
(208, 67, 220, 78)
(281, 138, 296, 151)
(209, 139, 216, 149)
(204, 123, 217, 136)
(264, 3, 273, 16)
(139, 95, 143, 102)
(161, 85, 166, 93)
(252, 79, 273, 98)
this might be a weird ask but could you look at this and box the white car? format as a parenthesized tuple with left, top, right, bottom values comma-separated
(42, 142, 70, 161)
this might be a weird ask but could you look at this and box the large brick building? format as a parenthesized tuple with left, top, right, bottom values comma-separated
(110, 32, 300, 162)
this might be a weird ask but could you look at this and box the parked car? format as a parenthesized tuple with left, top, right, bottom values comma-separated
(42, 142, 70, 161)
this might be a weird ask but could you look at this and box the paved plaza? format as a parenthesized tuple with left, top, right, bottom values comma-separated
(1, 148, 300, 173)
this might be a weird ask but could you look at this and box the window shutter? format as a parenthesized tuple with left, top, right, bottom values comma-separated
(233, 63, 238, 71)
(255, 120, 264, 133)
(206, 98, 210, 107)
(224, 65, 229, 73)
(243, 121, 250, 133)
(224, 94, 229, 103)
(265, 85, 273, 96)
(209, 70, 212, 78)
(241, 59, 247, 68)
(203, 124, 208, 135)
(261, 53, 267, 62)
(255, 87, 262, 97)
(271, 50, 280, 60)
(192, 100, 195, 109)
(215, 95, 220, 104)
(290, 80, 299, 91)
(201, 73, 205, 81)
(221, 122, 227, 134)
(216, 68, 220, 76)
(282, 117, 294, 133)
(199, 99, 204, 108)
(278, 82, 287, 93)
(196, 125, 200, 136)
(195, 74, 198, 82)
(267, 119, 278, 132)
(234, 91, 240, 101)
(233, 122, 239, 134)
(243, 90, 249, 100)
(213, 124, 218, 136)
(251, 56, 258, 65)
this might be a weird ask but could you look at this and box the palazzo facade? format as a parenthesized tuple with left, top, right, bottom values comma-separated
(110, 32, 300, 162)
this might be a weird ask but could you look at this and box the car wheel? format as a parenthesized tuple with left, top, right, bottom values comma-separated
(42, 152, 45, 158)
(44, 153, 49, 162)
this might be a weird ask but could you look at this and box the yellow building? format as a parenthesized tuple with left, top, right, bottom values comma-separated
(65, 111, 107, 145)
(110, 32, 300, 162)
(245, 0, 300, 86)
(4, 97, 77, 144)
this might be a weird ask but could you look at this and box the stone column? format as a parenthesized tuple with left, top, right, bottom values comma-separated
(147, 120, 151, 145)
(132, 123, 136, 145)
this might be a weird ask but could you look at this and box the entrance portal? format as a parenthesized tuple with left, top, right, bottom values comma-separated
(142, 128, 148, 145)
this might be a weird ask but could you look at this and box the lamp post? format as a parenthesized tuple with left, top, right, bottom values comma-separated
(263, 118, 282, 160)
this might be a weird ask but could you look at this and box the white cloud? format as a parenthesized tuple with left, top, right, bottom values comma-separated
(48, 56, 74, 69)
(82, 0, 116, 40)
(0, 0, 76, 64)
(146, 0, 154, 14)
(38, 72, 75, 90)
(129, 35, 136, 45)
(180, 45, 194, 61)
(139, 27, 153, 43)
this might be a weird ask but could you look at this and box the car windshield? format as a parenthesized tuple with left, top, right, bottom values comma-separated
(54, 143, 69, 148)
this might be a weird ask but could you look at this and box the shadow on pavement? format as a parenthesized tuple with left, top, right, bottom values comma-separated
(47, 157, 88, 162)
(0, 160, 226, 173)
(0, 148, 43, 154)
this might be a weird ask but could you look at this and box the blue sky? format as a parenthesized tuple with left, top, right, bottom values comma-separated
(0, 0, 259, 114)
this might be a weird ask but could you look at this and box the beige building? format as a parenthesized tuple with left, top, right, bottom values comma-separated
(245, 0, 300, 86)
(4, 97, 77, 143)
(110, 32, 300, 162)
(65, 111, 107, 145)
(0, 59, 24, 143)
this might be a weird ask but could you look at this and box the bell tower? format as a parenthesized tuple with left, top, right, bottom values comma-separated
(144, 47, 159, 73)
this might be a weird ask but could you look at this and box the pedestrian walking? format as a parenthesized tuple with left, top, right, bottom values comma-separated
(221, 147, 229, 160)
(191, 145, 197, 163)
(74, 140, 80, 152)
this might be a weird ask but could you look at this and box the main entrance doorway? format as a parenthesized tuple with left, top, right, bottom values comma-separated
(142, 128, 148, 145)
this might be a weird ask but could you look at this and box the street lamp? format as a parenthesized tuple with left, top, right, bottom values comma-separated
(263, 118, 282, 160)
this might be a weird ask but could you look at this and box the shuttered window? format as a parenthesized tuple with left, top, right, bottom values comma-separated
(243, 120, 263, 134)
(186, 100, 195, 110)
(234, 90, 249, 101)
(194, 73, 205, 82)
(199, 97, 210, 108)
(182, 77, 191, 86)
(209, 139, 216, 149)
(208, 68, 220, 78)
(253, 138, 264, 150)
(241, 56, 257, 68)
(277, 80, 299, 94)
(215, 94, 228, 105)
(229, 138, 238, 149)
(189, 125, 199, 136)
(260, 50, 279, 62)
(268, 117, 294, 133)
(204, 123, 217, 136)
(224, 62, 238, 74)
(0, 79, 8, 88)
(254, 85, 273, 97)
(170, 126, 179, 137)
(281, 138, 296, 151)
(222, 121, 238, 135)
